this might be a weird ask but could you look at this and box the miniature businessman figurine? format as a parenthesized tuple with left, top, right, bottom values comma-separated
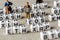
(4, 0, 13, 14)
(36, 0, 43, 3)
(24, 2, 31, 19)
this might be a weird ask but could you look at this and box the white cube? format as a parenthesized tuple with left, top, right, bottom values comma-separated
(37, 24, 44, 31)
(20, 25, 26, 33)
(30, 24, 36, 32)
(54, 1, 60, 7)
(55, 29, 60, 38)
(58, 20, 60, 27)
(51, 7, 59, 14)
(47, 30, 55, 40)
(40, 31, 48, 40)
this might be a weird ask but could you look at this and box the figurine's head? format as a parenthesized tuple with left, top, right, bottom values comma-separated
(25, 2, 30, 7)
(26, 2, 29, 6)
(6, 0, 8, 2)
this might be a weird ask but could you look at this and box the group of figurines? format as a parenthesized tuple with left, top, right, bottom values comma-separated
(4, 0, 43, 18)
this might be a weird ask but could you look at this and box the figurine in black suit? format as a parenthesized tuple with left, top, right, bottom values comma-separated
(36, 0, 43, 3)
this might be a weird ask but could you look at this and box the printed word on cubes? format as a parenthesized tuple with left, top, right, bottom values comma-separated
(5, 20, 26, 35)
(0, 13, 14, 20)
(30, 9, 45, 17)
(6, 26, 20, 35)
(5, 25, 26, 35)
(5, 13, 21, 20)
(40, 29, 60, 40)
(30, 21, 50, 32)
(0, 20, 18, 28)
(27, 16, 45, 25)
(5, 20, 13, 35)
(54, 1, 60, 7)
(37, 22, 50, 32)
